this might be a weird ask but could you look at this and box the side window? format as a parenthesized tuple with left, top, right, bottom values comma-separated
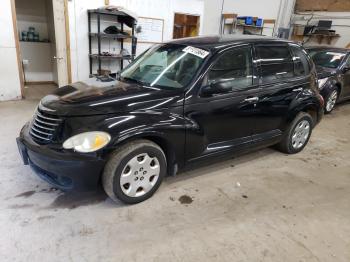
(206, 46, 253, 92)
(256, 45, 294, 84)
(289, 45, 311, 76)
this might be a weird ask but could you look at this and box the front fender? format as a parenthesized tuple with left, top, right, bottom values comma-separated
(320, 78, 339, 99)
(63, 108, 186, 167)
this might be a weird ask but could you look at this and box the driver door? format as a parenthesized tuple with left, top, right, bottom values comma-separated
(184, 45, 260, 162)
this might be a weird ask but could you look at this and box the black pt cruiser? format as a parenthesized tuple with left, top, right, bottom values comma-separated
(306, 46, 350, 113)
(17, 35, 324, 204)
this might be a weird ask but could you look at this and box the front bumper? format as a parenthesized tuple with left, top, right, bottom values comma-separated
(17, 123, 106, 191)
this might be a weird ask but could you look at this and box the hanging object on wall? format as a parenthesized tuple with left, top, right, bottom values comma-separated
(136, 17, 164, 43)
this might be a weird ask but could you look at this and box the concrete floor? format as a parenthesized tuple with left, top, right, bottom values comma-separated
(0, 96, 350, 262)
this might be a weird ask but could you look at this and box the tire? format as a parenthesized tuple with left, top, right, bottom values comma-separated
(102, 139, 167, 204)
(324, 88, 338, 114)
(277, 113, 313, 154)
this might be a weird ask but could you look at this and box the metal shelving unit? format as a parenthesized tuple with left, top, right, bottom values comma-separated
(87, 9, 137, 76)
(220, 13, 238, 34)
(236, 24, 264, 35)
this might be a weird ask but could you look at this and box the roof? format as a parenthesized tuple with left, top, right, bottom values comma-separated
(166, 34, 293, 51)
(305, 45, 350, 53)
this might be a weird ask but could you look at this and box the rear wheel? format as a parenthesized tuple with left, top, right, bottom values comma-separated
(102, 140, 167, 204)
(277, 113, 313, 154)
(324, 88, 338, 114)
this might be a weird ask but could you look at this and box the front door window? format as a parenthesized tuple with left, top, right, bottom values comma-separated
(203, 46, 253, 94)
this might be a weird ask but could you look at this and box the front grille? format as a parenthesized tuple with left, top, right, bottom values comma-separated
(30, 108, 63, 144)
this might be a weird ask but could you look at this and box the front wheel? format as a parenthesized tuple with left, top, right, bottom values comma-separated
(324, 88, 338, 114)
(102, 140, 167, 204)
(277, 113, 313, 154)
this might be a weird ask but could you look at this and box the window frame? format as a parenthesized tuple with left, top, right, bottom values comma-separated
(200, 44, 258, 97)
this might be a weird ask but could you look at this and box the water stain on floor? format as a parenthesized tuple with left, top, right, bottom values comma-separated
(37, 215, 54, 221)
(8, 204, 35, 209)
(40, 187, 58, 193)
(49, 189, 108, 209)
(14, 190, 36, 198)
(178, 195, 193, 204)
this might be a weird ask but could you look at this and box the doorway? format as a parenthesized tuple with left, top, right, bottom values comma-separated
(13, 0, 70, 100)
(173, 13, 200, 39)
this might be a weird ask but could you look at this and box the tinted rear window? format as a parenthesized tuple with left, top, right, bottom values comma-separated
(256, 45, 294, 84)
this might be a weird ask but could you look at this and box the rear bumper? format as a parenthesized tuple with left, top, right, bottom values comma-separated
(17, 123, 106, 191)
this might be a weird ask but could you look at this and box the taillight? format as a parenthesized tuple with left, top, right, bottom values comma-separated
(318, 94, 324, 107)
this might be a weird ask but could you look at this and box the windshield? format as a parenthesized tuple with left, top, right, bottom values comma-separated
(309, 50, 346, 69)
(120, 44, 209, 89)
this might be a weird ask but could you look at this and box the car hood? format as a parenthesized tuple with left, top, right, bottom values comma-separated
(40, 78, 184, 116)
(316, 66, 338, 79)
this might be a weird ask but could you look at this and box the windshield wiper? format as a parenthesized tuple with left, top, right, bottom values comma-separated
(121, 77, 148, 86)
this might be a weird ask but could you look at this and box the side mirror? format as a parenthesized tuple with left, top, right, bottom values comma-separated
(201, 81, 231, 97)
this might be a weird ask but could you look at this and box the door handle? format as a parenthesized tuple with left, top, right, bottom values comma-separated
(244, 97, 259, 103)
(292, 88, 303, 92)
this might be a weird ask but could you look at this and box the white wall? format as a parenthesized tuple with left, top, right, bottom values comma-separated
(0, 0, 22, 101)
(68, 0, 204, 82)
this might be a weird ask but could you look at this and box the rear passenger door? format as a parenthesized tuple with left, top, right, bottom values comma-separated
(251, 43, 311, 143)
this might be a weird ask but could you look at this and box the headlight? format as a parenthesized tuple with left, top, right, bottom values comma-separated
(63, 131, 111, 153)
(317, 78, 329, 90)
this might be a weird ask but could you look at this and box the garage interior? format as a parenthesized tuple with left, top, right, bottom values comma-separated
(1, 0, 350, 261)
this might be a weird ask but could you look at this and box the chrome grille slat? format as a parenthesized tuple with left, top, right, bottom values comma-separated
(36, 111, 63, 122)
(34, 117, 59, 126)
(33, 122, 55, 131)
(30, 130, 51, 141)
(30, 108, 62, 144)
(31, 126, 53, 136)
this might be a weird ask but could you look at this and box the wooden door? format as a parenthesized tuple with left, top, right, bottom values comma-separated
(173, 13, 200, 39)
(52, 0, 69, 87)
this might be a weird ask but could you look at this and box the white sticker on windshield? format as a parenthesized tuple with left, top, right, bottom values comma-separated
(182, 46, 209, 59)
